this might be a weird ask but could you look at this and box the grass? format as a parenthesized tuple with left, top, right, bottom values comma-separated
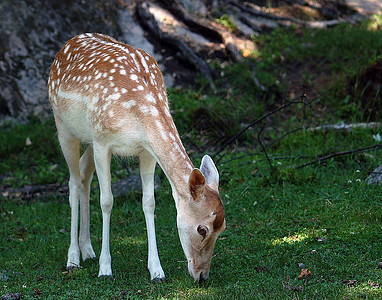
(1, 125, 381, 299)
(1, 20, 382, 299)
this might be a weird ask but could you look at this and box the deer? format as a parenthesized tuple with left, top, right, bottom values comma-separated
(47, 33, 226, 282)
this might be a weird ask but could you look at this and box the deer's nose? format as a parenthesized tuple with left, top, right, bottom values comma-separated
(199, 271, 207, 283)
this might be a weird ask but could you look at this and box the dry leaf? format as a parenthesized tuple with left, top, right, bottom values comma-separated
(298, 269, 312, 280)
(242, 49, 252, 58)
(368, 280, 380, 288)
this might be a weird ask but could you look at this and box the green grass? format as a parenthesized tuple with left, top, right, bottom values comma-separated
(215, 14, 238, 32)
(253, 21, 382, 121)
(1, 118, 381, 299)
(1, 21, 382, 299)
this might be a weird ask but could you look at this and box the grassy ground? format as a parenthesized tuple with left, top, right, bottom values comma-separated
(1, 18, 382, 299)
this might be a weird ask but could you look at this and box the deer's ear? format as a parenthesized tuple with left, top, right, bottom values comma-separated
(200, 155, 219, 190)
(188, 169, 206, 201)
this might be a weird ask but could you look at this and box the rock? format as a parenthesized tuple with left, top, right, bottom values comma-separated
(0, 293, 21, 300)
(365, 165, 382, 185)
(0, 0, 122, 124)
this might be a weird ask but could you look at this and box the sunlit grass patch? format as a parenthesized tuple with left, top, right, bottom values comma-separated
(271, 230, 311, 246)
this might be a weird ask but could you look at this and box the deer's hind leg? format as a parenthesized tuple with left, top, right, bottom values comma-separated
(79, 146, 96, 261)
(55, 116, 81, 269)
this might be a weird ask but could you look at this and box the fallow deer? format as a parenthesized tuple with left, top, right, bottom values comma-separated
(47, 33, 226, 282)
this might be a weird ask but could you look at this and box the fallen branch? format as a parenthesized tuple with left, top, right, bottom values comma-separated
(295, 144, 382, 169)
(308, 122, 381, 131)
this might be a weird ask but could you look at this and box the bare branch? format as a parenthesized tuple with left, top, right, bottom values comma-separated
(213, 93, 316, 160)
(257, 123, 273, 169)
(295, 144, 382, 169)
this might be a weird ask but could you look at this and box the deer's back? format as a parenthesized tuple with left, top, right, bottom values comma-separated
(48, 33, 171, 150)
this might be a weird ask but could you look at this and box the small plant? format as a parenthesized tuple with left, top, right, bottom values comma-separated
(216, 14, 237, 32)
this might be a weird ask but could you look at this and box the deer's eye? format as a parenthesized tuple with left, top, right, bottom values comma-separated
(197, 225, 208, 238)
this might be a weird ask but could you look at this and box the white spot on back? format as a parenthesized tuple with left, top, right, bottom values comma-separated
(137, 50, 149, 73)
(122, 100, 136, 109)
(146, 106, 157, 117)
(130, 52, 140, 72)
(155, 120, 168, 141)
(106, 93, 121, 101)
(140, 106, 149, 114)
(145, 93, 156, 103)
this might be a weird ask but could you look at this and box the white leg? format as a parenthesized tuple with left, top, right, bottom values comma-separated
(55, 117, 81, 269)
(79, 146, 96, 261)
(139, 151, 165, 281)
(93, 142, 113, 277)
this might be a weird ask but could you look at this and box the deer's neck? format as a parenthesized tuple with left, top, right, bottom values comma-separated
(146, 119, 194, 202)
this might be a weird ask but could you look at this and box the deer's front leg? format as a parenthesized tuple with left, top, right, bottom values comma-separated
(140, 151, 165, 281)
(93, 143, 113, 277)
(79, 146, 96, 261)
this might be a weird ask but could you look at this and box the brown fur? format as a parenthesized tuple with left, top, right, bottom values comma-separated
(204, 187, 225, 231)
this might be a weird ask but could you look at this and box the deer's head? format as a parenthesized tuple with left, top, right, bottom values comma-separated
(176, 155, 226, 281)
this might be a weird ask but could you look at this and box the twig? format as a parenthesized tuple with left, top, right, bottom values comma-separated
(265, 127, 303, 149)
(257, 123, 272, 169)
(355, 152, 382, 175)
(295, 144, 382, 169)
(213, 93, 313, 160)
